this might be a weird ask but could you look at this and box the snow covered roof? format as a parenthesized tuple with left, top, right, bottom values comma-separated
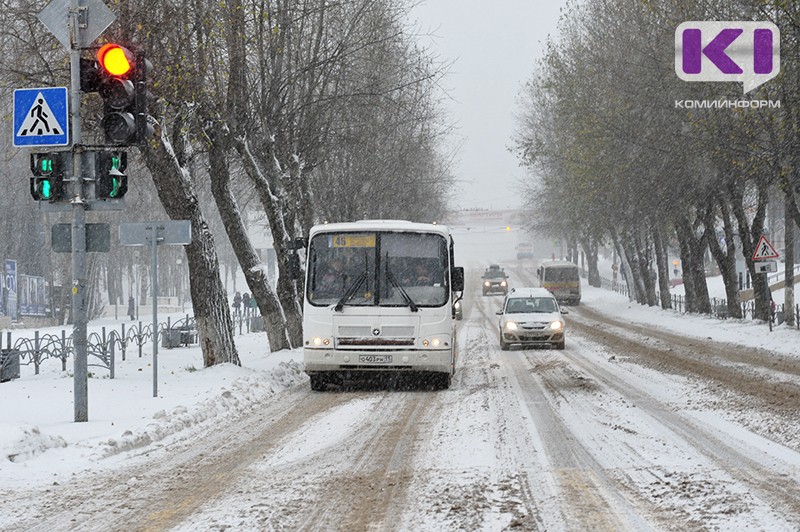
(310, 220, 451, 237)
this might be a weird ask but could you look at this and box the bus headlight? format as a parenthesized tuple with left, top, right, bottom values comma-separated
(504, 321, 518, 331)
(311, 337, 331, 346)
(454, 301, 461, 309)
(422, 337, 444, 347)
(549, 321, 563, 331)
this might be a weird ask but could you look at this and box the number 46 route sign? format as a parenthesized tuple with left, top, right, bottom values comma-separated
(13, 87, 69, 148)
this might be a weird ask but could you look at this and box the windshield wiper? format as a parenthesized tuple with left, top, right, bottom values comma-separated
(385, 269, 418, 312)
(334, 271, 367, 312)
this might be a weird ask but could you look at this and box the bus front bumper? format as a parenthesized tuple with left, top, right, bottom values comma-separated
(304, 348, 453, 374)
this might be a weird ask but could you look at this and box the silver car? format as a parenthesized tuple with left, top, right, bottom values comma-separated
(497, 287, 568, 350)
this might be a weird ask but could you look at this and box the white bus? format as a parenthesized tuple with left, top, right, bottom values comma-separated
(301, 220, 464, 391)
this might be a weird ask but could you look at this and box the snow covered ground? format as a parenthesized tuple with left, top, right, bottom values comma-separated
(1, 278, 796, 489)
(0, 224, 798, 530)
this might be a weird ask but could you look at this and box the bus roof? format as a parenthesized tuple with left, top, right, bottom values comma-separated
(542, 260, 578, 268)
(310, 220, 451, 238)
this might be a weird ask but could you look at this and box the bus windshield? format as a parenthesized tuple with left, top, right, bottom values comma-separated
(307, 231, 449, 308)
(545, 267, 579, 282)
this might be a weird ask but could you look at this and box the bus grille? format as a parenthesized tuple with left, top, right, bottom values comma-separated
(337, 325, 415, 337)
(338, 338, 415, 347)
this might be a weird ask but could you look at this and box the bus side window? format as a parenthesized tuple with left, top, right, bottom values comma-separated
(537, 267, 542, 278)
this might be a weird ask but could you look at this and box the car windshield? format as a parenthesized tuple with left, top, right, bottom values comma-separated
(506, 297, 557, 313)
(484, 270, 507, 279)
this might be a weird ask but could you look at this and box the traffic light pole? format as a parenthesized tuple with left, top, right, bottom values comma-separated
(69, 2, 89, 423)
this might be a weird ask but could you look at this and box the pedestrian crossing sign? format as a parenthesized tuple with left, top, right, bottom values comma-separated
(752, 235, 780, 261)
(13, 87, 69, 147)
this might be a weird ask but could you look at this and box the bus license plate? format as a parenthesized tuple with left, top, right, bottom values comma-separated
(359, 354, 392, 364)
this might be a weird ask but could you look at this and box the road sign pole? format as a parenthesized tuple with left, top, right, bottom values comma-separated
(118, 221, 192, 399)
(69, 0, 89, 423)
(151, 227, 159, 398)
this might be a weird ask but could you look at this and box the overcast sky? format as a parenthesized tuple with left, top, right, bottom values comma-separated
(409, 1, 569, 211)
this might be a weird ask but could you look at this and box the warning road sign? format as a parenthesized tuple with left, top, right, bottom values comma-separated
(752, 235, 780, 261)
(13, 87, 69, 147)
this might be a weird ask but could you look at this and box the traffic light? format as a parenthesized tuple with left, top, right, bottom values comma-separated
(80, 57, 101, 93)
(95, 151, 128, 199)
(97, 43, 136, 145)
(133, 49, 154, 144)
(30, 152, 67, 202)
(90, 44, 153, 146)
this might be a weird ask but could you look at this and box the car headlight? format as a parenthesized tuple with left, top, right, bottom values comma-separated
(549, 321, 563, 330)
(500, 280, 507, 287)
(504, 321, 518, 331)
(484, 281, 490, 287)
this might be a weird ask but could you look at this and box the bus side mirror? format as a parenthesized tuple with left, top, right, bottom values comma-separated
(288, 254, 301, 280)
(287, 237, 308, 250)
(537, 267, 542, 277)
(452, 267, 464, 292)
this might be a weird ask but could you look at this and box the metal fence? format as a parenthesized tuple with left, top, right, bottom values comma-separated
(0, 312, 265, 381)
(595, 272, 800, 329)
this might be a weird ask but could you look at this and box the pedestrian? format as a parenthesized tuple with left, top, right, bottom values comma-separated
(242, 292, 251, 317)
(611, 262, 619, 285)
(769, 289, 776, 323)
(233, 291, 242, 316)
(128, 296, 135, 321)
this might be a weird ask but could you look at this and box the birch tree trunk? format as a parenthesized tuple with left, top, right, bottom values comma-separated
(206, 120, 291, 352)
(142, 126, 240, 367)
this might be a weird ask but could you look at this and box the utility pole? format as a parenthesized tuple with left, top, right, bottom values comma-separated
(786, 193, 795, 327)
(36, 0, 127, 421)
(69, 0, 89, 422)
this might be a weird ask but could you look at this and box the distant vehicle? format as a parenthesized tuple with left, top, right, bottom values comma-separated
(482, 265, 508, 295)
(516, 242, 534, 259)
(300, 220, 464, 391)
(496, 287, 567, 350)
(537, 260, 581, 305)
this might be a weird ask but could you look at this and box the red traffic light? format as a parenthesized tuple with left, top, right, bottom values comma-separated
(97, 44, 133, 77)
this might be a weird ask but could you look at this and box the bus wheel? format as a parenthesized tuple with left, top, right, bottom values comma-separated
(309, 375, 327, 391)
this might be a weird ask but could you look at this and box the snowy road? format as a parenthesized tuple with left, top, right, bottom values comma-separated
(5, 266, 800, 531)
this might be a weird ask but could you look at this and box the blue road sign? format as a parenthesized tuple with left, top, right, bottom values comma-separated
(13, 87, 69, 148)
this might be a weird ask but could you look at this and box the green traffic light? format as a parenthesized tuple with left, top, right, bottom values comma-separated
(39, 178, 53, 200)
(109, 177, 121, 198)
(30, 152, 65, 202)
(40, 158, 53, 174)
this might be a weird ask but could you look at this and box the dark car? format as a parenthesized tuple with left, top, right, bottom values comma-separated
(481, 265, 509, 295)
